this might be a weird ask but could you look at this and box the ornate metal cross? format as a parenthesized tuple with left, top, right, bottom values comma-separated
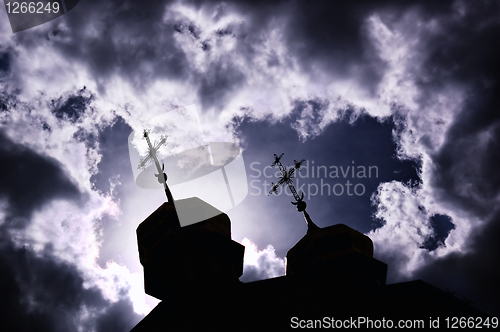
(138, 130, 174, 202)
(268, 153, 305, 203)
(268, 153, 320, 233)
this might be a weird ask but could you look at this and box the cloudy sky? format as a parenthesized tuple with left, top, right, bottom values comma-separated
(1, 0, 499, 330)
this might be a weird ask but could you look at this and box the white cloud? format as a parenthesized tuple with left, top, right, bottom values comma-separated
(241, 237, 285, 282)
(367, 181, 432, 277)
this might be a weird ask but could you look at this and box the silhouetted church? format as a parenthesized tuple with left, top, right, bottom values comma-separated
(131, 198, 486, 331)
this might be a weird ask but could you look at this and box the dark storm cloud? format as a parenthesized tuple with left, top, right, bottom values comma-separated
(0, 90, 15, 113)
(415, 85, 500, 316)
(197, 61, 246, 110)
(0, 1, 384, 110)
(367, 0, 500, 316)
(5, 0, 466, 114)
(237, 0, 454, 94)
(13, 0, 189, 92)
(0, 48, 11, 74)
(282, 1, 386, 90)
(95, 299, 144, 332)
(431, 86, 500, 216)
(0, 234, 142, 332)
(52, 86, 95, 124)
(0, 124, 142, 331)
(421, 214, 455, 251)
(0, 130, 80, 222)
(413, 1, 500, 100)
(38, 0, 251, 109)
(8, 0, 460, 113)
(417, 209, 500, 316)
(91, 116, 133, 195)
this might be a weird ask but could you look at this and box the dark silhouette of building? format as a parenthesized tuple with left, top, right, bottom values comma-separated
(131, 198, 487, 331)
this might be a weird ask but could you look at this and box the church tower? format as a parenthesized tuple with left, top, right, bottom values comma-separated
(136, 197, 244, 301)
